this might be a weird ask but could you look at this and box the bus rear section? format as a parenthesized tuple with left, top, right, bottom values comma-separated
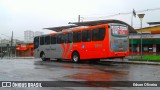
(108, 23, 129, 58)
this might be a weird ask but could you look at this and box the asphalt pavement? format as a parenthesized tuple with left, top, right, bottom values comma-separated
(0, 58, 160, 90)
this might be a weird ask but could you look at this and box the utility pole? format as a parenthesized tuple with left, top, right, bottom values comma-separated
(9, 31, 13, 57)
(131, 9, 136, 59)
(78, 15, 80, 22)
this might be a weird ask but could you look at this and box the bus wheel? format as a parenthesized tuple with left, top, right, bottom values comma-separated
(72, 52, 80, 63)
(41, 53, 47, 61)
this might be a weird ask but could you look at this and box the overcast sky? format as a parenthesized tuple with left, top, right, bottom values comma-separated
(0, 0, 160, 40)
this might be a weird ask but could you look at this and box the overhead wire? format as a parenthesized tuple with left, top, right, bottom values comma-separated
(82, 8, 160, 20)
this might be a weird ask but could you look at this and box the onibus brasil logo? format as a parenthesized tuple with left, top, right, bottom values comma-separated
(1, 82, 42, 87)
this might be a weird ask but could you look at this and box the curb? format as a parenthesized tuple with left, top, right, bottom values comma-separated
(13, 57, 35, 59)
(3, 57, 35, 59)
(100, 59, 160, 65)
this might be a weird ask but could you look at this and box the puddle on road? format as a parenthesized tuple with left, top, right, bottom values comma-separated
(34, 60, 129, 81)
(66, 67, 128, 81)
(63, 64, 95, 70)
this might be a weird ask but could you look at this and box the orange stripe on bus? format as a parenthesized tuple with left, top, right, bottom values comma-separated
(61, 44, 65, 58)
(64, 43, 70, 58)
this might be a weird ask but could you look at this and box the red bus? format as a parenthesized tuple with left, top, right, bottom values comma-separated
(34, 20, 135, 63)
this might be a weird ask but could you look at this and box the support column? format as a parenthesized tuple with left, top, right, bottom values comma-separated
(136, 44, 140, 55)
(137, 44, 140, 52)
(153, 44, 156, 53)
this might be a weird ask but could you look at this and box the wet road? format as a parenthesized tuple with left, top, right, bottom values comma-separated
(0, 58, 160, 90)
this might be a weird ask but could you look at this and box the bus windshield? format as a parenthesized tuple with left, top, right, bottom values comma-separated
(111, 25, 128, 36)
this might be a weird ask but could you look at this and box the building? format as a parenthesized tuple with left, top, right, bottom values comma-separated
(24, 30, 34, 43)
(0, 39, 24, 57)
(0, 38, 33, 57)
(24, 30, 44, 43)
(35, 31, 44, 37)
(16, 43, 34, 57)
(129, 22, 160, 55)
(1, 39, 10, 44)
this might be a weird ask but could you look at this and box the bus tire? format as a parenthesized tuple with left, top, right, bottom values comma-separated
(57, 59, 62, 62)
(89, 59, 100, 63)
(40, 52, 47, 61)
(72, 52, 80, 63)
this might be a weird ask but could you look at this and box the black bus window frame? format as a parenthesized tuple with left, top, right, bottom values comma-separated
(44, 35, 51, 45)
(92, 28, 105, 41)
(40, 36, 45, 45)
(51, 35, 57, 44)
(73, 31, 81, 43)
(67, 32, 73, 43)
(34, 37, 39, 49)
(82, 30, 91, 42)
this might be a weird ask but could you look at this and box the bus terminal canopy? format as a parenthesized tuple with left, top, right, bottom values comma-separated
(44, 25, 78, 32)
(147, 22, 160, 25)
(69, 19, 137, 33)
(44, 19, 136, 33)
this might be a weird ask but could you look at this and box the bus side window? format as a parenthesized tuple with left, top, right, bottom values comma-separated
(57, 34, 61, 44)
(67, 32, 73, 43)
(61, 34, 65, 43)
(62, 34, 67, 43)
(73, 31, 81, 43)
(82, 30, 91, 42)
(99, 28, 105, 40)
(51, 36, 56, 44)
(57, 34, 65, 44)
(92, 28, 105, 41)
(40, 36, 45, 45)
(45, 36, 51, 45)
(77, 31, 81, 42)
(34, 37, 39, 49)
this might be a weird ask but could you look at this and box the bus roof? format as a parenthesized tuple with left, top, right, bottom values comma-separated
(69, 19, 137, 33)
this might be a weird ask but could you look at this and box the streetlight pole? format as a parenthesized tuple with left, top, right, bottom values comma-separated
(138, 14, 145, 60)
(0, 37, 2, 54)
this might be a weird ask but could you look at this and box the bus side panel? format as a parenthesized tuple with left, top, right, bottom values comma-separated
(38, 45, 48, 57)
(45, 44, 65, 59)
(34, 48, 40, 58)
(99, 26, 110, 59)
(53, 44, 63, 59)
(82, 42, 94, 59)
(48, 44, 58, 59)
(87, 25, 110, 59)
(63, 43, 73, 60)
(71, 42, 82, 59)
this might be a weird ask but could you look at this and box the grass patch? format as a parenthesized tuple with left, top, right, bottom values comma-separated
(134, 55, 160, 61)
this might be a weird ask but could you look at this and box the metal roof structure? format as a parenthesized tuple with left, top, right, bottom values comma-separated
(44, 19, 136, 33)
(147, 22, 160, 25)
(69, 19, 136, 33)
(44, 25, 78, 32)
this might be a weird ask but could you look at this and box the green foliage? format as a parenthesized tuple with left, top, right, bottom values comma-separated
(134, 55, 160, 61)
